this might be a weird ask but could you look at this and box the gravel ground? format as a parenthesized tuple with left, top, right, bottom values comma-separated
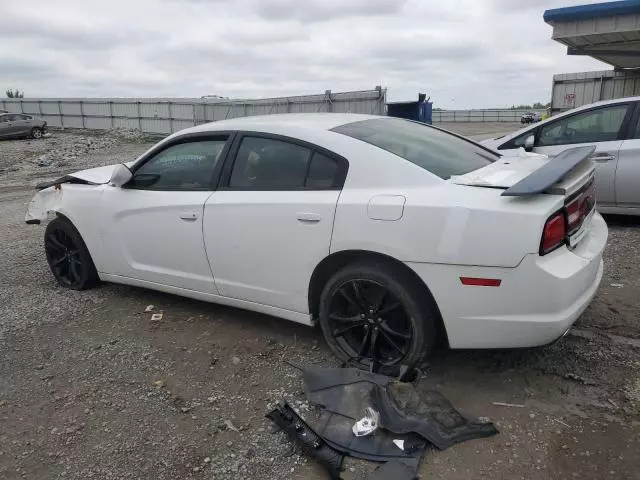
(1, 126, 639, 480)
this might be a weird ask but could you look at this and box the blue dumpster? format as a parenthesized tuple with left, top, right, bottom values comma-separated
(387, 94, 433, 124)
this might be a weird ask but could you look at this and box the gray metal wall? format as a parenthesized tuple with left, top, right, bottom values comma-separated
(551, 70, 640, 113)
(0, 88, 386, 134)
(432, 109, 544, 123)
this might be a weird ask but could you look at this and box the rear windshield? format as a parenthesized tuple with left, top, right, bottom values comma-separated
(332, 118, 498, 180)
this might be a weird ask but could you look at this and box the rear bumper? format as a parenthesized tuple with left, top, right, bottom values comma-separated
(407, 212, 607, 349)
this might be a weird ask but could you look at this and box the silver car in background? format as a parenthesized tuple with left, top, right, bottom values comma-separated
(483, 97, 640, 215)
(0, 113, 48, 139)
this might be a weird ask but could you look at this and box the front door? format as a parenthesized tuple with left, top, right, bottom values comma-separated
(203, 134, 347, 313)
(532, 103, 633, 207)
(99, 136, 229, 293)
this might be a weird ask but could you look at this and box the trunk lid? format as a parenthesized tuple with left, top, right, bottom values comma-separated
(451, 146, 597, 252)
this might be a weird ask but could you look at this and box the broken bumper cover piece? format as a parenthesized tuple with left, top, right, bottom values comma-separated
(303, 367, 498, 451)
(266, 400, 343, 480)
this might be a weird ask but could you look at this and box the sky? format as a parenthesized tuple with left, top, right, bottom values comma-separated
(0, 0, 609, 108)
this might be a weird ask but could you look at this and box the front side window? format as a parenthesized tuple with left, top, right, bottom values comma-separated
(635, 116, 640, 139)
(538, 104, 630, 146)
(129, 138, 227, 190)
(332, 118, 496, 180)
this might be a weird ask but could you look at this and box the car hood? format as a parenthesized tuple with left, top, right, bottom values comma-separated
(35, 162, 135, 190)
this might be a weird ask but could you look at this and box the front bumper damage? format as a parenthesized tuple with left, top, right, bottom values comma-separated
(25, 185, 64, 225)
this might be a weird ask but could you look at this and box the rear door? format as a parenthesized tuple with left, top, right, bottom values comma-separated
(531, 102, 634, 208)
(203, 133, 347, 314)
(0, 114, 22, 138)
(12, 114, 32, 136)
(615, 102, 640, 208)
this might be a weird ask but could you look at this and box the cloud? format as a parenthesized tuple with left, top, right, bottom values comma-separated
(0, 0, 607, 108)
(251, 0, 408, 23)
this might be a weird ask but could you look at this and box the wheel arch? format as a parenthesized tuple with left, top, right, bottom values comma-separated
(52, 211, 100, 268)
(308, 249, 449, 346)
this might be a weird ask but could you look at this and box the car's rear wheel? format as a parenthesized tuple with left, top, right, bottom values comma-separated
(44, 217, 99, 290)
(318, 262, 437, 372)
(31, 127, 43, 139)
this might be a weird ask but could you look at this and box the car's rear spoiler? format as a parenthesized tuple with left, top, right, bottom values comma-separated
(501, 146, 596, 197)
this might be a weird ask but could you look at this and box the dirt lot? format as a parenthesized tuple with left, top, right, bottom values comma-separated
(1, 126, 639, 480)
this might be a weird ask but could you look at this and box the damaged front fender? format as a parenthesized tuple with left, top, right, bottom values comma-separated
(25, 163, 120, 225)
(25, 185, 65, 225)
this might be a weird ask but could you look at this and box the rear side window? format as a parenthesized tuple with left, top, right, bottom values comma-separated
(228, 136, 344, 190)
(230, 137, 311, 189)
(306, 152, 339, 188)
(332, 118, 496, 180)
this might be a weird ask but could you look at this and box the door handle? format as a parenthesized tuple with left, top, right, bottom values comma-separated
(179, 211, 198, 221)
(590, 153, 616, 162)
(297, 212, 321, 224)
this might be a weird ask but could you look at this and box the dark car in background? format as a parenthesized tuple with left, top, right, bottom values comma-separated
(0, 113, 47, 139)
(520, 112, 542, 124)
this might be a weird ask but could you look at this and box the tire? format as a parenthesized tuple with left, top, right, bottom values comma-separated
(318, 262, 438, 372)
(30, 127, 43, 139)
(44, 217, 99, 290)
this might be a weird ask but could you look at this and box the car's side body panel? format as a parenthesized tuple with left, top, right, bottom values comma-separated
(203, 190, 340, 313)
(331, 183, 562, 268)
(98, 188, 217, 293)
(98, 273, 314, 325)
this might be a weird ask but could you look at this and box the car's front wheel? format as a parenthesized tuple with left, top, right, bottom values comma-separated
(318, 262, 438, 372)
(30, 127, 43, 139)
(44, 217, 99, 290)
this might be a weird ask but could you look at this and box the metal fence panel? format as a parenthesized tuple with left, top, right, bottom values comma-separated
(432, 109, 544, 123)
(1, 88, 386, 134)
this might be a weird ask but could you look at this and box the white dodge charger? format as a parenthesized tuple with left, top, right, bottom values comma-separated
(26, 114, 607, 370)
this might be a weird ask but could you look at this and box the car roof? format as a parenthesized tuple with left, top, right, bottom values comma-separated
(182, 113, 384, 135)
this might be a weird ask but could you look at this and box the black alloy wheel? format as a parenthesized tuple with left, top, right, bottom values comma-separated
(44, 217, 98, 290)
(327, 279, 413, 366)
(319, 263, 438, 371)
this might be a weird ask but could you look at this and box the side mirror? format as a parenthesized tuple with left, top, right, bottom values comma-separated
(109, 164, 133, 187)
(524, 135, 535, 152)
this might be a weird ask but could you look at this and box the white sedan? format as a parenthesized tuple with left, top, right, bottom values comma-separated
(26, 114, 607, 370)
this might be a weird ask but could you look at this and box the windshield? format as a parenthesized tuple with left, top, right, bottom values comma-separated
(332, 118, 497, 180)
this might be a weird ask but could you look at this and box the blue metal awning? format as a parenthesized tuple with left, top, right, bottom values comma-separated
(544, 0, 640, 23)
(544, 1, 640, 69)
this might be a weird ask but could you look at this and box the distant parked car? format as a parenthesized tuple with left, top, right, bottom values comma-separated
(0, 113, 47, 139)
(520, 112, 541, 124)
(482, 97, 640, 215)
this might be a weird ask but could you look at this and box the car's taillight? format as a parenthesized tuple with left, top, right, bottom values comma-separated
(566, 179, 595, 234)
(540, 212, 566, 255)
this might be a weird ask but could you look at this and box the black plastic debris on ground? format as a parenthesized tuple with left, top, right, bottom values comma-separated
(266, 400, 343, 480)
(303, 367, 498, 450)
(266, 365, 499, 479)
